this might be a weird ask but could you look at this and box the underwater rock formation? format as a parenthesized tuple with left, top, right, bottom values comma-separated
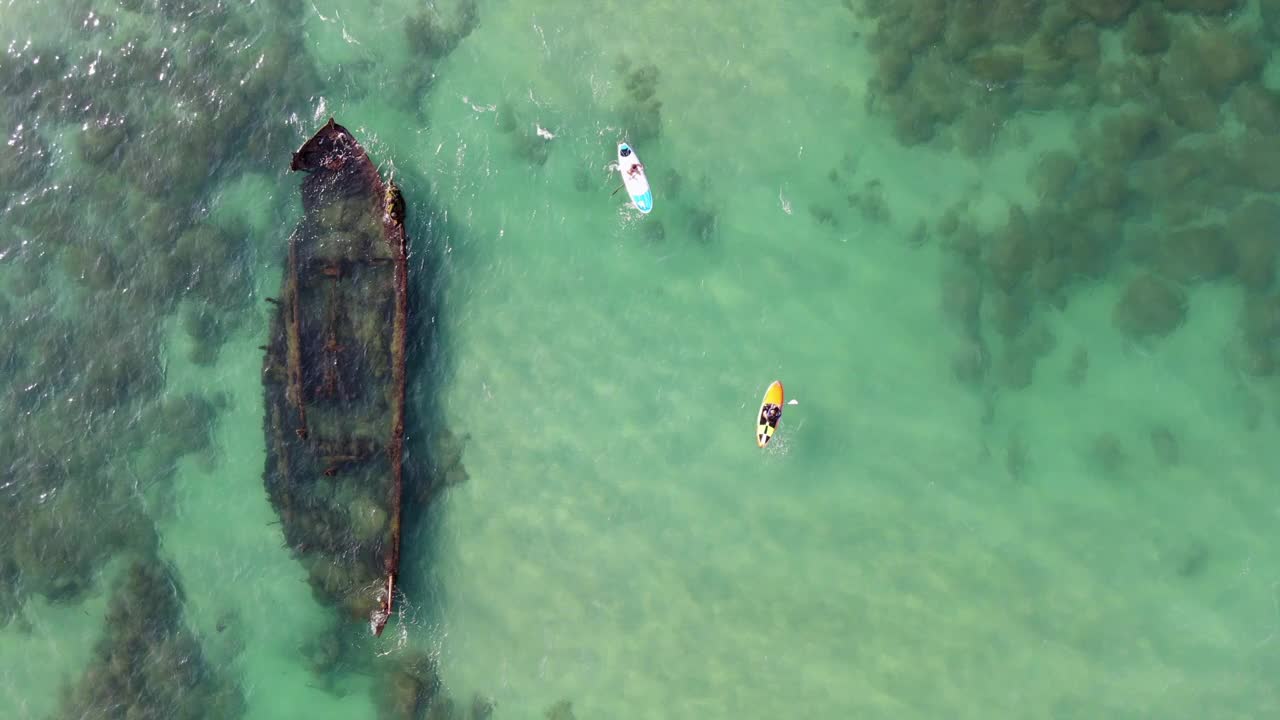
(855, 0, 1280, 411)
(615, 56, 663, 144)
(374, 650, 444, 720)
(1113, 272, 1187, 340)
(544, 699, 577, 720)
(57, 558, 244, 720)
(0, 0, 313, 623)
(262, 119, 409, 636)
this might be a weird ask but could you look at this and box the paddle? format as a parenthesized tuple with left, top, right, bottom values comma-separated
(611, 183, 624, 196)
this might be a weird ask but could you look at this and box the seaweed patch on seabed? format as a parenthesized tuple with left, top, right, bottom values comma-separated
(56, 556, 246, 720)
(854, 0, 1280, 468)
(0, 0, 320, 627)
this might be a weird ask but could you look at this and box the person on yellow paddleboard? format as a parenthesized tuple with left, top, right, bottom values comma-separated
(756, 381, 800, 448)
(756, 380, 788, 448)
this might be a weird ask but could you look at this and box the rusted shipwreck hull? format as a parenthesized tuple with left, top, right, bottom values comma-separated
(262, 118, 408, 636)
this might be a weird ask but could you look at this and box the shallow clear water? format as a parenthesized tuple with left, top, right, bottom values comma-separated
(2, 1, 1279, 718)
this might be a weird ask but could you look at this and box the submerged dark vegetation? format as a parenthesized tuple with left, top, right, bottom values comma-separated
(0, 0, 496, 718)
(840, 0, 1280, 487)
(2, 0, 1275, 717)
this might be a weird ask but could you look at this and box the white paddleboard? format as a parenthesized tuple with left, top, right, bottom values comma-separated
(617, 142, 653, 214)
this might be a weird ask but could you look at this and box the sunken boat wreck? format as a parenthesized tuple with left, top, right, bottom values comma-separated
(262, 118, 409, 636)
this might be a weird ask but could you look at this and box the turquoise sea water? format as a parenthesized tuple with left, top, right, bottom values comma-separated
(2, 1, 1279, 718)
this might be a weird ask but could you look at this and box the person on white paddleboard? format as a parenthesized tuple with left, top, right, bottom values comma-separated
(620, 145, 644, 178)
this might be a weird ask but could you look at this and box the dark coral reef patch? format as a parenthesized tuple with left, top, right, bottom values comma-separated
(856, 0, 1280, 409)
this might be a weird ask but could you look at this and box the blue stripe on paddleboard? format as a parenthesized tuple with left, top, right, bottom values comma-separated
(631, 190, 653, 213)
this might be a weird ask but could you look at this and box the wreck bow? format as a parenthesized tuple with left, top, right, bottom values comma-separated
(262, 118, 408, 636)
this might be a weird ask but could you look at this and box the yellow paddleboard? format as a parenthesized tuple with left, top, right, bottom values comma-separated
(756, 380, 785, 448)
